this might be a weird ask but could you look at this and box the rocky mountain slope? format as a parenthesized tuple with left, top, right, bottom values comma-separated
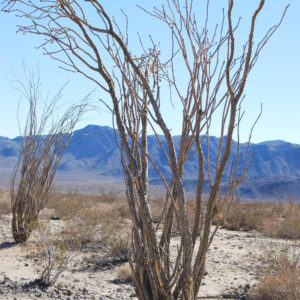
(0, 125, 299, 200)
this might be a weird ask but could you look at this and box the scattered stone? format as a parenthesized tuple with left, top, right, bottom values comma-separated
(66, 289, 72, 296)
(36, 291, 42, 297)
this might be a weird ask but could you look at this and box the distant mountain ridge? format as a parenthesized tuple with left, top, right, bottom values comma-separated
(0, 124, 299, 200)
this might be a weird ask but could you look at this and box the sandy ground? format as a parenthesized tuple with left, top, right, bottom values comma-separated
(0, 214, 299, 300)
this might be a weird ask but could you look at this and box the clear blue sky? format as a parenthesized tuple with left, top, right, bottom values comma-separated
(0, 0, 299, 144)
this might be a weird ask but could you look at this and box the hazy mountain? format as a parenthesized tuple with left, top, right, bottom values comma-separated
(0, 125, 299, 201)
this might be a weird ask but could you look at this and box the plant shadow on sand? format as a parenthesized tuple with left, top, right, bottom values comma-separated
(0, 241, 16, 250)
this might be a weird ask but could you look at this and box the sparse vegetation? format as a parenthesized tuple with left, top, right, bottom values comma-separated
(115, 263, 133, 283)
(0, 0, 294, 298)
(0, 189, 10, 216)
(251, 245, 300, 300)
(2, 0, 288, 297)
(221, 199, 300, 239)
(10, 69, 87, 243)
(28, 221, 75, 287)
(47, 190, 131, 267)
(0, 190, 299, 299)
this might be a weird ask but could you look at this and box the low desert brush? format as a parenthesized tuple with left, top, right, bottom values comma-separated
(115, 263, 133, 283)
(251, 245, 300, 300)
(222, 200, 263, 231)
(100, 207, 131, 263)
(262, 197, 300, 239)
(0, 189, 10, 216)
(28, 220, 75, 287)
(99, 185, 121, 204)
(47, 190, 131, 268)
(222, 198, 300, 239)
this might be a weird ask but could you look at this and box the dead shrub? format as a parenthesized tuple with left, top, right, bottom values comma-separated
(222, 201, 263, 231)
(49, 190, 131, 265)
(28, 220, 75, 287)
(47, 191, 97, 220)
(60, 212, 101, 252)
(262, 197, 300, 239)
(251, 246, 300, 300)
(100, 206, 131, 264)
(221, 199, 300, 239)
(48, 191, 103, 251)
(275, 217, 300, 239)
(10, 69, 87, 244)
(99, 185, 121, 204)
(0, 189, 10, 215)
(115, 263, 133, 283)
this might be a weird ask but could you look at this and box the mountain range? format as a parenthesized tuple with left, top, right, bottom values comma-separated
(0, 125, 299, 201)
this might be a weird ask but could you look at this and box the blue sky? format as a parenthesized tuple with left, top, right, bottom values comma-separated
(0, 0, 299, 143)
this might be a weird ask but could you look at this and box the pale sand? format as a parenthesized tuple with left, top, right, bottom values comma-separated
(0, 214, 299, 300)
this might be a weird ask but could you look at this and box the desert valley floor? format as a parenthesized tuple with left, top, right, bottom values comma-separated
(1, 211, 299, 300)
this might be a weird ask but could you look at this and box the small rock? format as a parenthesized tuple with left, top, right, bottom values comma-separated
(50, 214, 60, 220)
(3, 276, 11, 283)
(4, 282, 14, 289)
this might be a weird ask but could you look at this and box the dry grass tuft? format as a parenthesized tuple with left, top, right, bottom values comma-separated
(262, 198, 300, 239)
(97, 204, 131, 265)
(251, 246, 300, 300)
(46, 190, 131, 269)
(0, 189, 11, 215)
(27, 220, 75, 287)
(221, 198, 300, 239)
(115, 263, 133, 283)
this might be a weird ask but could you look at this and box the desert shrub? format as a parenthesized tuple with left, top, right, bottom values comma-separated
(28, 221, 74, 287)
(262, 198, 300, 239)
(221, 199, 300, 239)
(251, 246, 300, 300)
(48, 190, 130, 221)
(222, 201, 263, 231)
(263, 217, 300, 240)
(60, 213, 101, 251)
(149, 197, 165, 223)
(49, 190, 131, 266)
(47, 191, 96, 219)
(82, 201, 131, 269)
(0, 189, 10, 216)
(99, 185, 121, 204)
(115, 263, 133, 283)
(100, 208, 131, 263)
(45, 191, 102, 251)
(275, 217, 300, 239)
